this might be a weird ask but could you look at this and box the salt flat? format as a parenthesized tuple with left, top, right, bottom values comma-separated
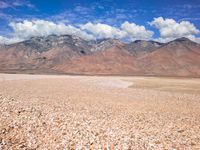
(0, 74, 200, 149)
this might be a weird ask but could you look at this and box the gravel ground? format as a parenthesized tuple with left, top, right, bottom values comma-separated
(0, 74, 200, 150)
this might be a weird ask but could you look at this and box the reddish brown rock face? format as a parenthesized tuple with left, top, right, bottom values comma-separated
(0, 36, 200, 77)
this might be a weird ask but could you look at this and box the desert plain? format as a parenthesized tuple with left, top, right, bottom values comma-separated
(0, 74, 200, 150)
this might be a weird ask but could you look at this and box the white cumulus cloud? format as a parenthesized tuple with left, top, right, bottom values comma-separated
(0, 36, 23, 44)
(2, 18, 199, 45)
(9, 20, 94, 41)
(150, 17, 200, 43)
(80, 22, 126, 39)
(121, 21, 154, 40)
(80, 22, 153, 40)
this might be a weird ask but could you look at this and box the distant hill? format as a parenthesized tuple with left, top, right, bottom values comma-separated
(0, 35, 200, 77)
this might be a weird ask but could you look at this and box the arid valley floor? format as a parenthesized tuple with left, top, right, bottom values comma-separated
(0, 74, 200, 149)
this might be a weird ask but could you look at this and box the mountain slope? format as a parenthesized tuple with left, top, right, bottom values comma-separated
(124, 40, 163, 56)
(0, 35, 92, 73)
(53, 45, 140, 75)
(136, 38, 200, 76)
(0, 36, 200, 77)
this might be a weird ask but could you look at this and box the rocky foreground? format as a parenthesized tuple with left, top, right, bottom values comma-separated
(0, 74, 200, 149)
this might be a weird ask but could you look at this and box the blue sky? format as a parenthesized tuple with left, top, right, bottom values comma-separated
(0, 0, 200, 43)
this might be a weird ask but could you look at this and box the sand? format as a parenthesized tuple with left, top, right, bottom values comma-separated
(0, 74, 200, 149)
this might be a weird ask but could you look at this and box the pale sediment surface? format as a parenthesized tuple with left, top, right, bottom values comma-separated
(0, 74, 200, 149)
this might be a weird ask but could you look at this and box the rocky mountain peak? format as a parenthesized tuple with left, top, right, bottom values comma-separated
(174, 37, 191, 42)
(0, 35, 200, 77)
(165, 37, 198, 48)
(124, 40, 163, 55)
(5, 34, 91, 52)
(90, 38, 124, 52)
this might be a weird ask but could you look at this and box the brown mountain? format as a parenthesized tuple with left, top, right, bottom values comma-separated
(53, 45, 139, 75)
(0, 35, 92, 73)
(136, 38, 200, 76)
(0, 35, 200, 77)
(124, 40, 163, 56)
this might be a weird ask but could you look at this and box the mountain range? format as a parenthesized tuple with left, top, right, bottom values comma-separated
(0, 35, 200, 77)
